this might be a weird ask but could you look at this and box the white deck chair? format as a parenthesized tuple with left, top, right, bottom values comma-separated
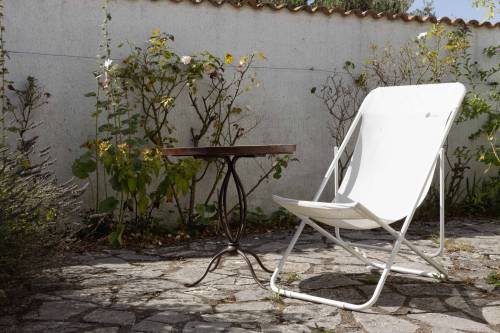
(270, 83, 466, 311)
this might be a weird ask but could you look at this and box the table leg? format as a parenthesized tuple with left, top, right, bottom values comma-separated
(240, 248, 273, 273)
(209, 256, 222, 272)
(185, 156, 271, 288)
(184, 246, 233, 288)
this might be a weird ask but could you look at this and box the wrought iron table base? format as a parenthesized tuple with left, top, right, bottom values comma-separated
(184, 243, 273, 288)
(185, 156, 272, 289)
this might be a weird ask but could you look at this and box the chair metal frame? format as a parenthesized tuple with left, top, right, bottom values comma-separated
(270, 106, 459, 311)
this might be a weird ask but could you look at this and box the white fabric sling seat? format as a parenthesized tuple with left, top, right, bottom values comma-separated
(270, 83, 467, 311)
(272, 196, 384, 230)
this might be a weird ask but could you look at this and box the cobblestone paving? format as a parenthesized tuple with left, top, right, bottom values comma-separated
(2, 220, 499, 333)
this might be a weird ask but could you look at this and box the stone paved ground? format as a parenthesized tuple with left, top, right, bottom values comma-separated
(1, 219, 499, 333)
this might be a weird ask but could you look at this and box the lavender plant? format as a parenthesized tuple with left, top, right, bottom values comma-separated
(0, 1, 82, 235)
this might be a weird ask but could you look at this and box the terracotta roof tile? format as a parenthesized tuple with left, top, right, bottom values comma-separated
(167, 0, 500, 29)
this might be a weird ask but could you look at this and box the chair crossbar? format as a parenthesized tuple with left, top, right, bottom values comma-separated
(311, 218, 446, 277)
(330, 235, 446, 276)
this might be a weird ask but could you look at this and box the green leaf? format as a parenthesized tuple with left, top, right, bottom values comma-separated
(98, 197, 119, 213)
(6, 126, 19, 132)
(343, 61, 355, 70)
(231, 107, 242, 114)
(102, 153, 113, 170)
(195, 203, 206, 215)
(128, 177, 137, 193)
(205, 204, 216, 214)
(110, 176, 122, 192)
(72, 152, 96, 179)
(84, 92, 97, 97)
(138, 195, 149, 214)
(107, 223, 125, 248)
(194, 216, 210, 226)
(99, 123, 115, 133)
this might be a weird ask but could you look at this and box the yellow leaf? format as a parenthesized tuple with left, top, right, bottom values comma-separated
(258, 52, 266, 60)
(151, 28, 160, 37)
(224, 53, 234, 64)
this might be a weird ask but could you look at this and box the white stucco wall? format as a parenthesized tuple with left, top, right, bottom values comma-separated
(4, 0, 499, 213)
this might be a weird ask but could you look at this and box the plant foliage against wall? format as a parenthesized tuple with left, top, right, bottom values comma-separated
(313, 24, 499, 216)
(259, 0, 415, 12)
(72, 1, 294, 245)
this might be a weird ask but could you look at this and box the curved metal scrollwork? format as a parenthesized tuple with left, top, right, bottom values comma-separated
(218, 156, 246, 245)
(185, 156, 273, 289)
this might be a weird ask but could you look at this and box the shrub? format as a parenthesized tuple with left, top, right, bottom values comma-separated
(259, 0, 414, 13)
(0, 77, 83, 270)
(73, 16, 294, 244)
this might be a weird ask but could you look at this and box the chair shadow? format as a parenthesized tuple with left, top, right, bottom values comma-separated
(296, 271, 498, 321)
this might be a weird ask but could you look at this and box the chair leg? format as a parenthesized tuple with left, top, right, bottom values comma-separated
(428, 147, 446, 258)
(271, 219, 402, 310)
(270, 217, 447, 310)
(271, 219, 395, 310)
(274, 220, 307, 274)
(372, 220, 448, 279)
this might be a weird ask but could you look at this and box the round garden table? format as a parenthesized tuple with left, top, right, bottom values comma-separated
(162, 144, 296, 288)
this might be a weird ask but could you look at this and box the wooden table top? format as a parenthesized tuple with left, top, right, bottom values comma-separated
(161, 144, 296, 157)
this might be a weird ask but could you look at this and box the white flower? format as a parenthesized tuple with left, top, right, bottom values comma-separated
(180, 56, 192, 65)
(417, 32, 428, 40)
(104, 58, 113, 70)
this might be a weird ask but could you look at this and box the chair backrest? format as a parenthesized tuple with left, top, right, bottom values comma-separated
(337, 83, 466, 222)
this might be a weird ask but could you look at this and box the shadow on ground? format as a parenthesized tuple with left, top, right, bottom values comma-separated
(0, 219, 498, 332)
